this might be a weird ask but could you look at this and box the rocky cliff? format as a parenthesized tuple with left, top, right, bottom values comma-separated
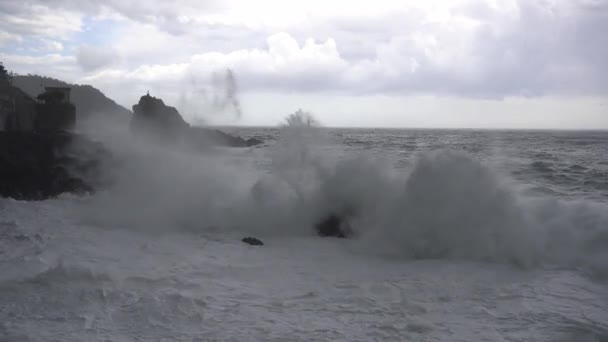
(0, 131, 110, 200)
(130, 93, 262, 148)
(12, 75, 131, 126)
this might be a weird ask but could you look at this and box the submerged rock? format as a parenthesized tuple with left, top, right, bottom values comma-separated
(0, 131, 110, 200)
(242, 237, 264, 246)
(186, 127, 263, 148)
(315, 213, 353, 238)
(245, 137, 263, 147)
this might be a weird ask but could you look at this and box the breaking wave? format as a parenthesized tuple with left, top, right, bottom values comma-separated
(77, 114, 608, 278)
(362, 151, 608, 275)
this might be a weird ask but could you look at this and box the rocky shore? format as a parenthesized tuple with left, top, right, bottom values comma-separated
(1, 65, 263, 201)
(131, 92, 263, 148)
(0, 131, 109, 200)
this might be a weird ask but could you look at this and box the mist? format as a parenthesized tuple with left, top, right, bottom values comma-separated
(177, 68, 243, 126)
(68, 109, 608, 279)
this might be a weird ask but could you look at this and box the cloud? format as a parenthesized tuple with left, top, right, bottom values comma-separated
(77, 45, 120, 71)
(1, 0, 608, 101)
(0, 53, 79, 82)
(84, 32, 347, 92)
(43, 40, 64, 52)
(84, 0, 608, 99)
(0, 3, 82, 41)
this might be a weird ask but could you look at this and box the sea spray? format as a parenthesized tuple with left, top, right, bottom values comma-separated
(75, 112, 608, 276)
(361, 150, 542, 266)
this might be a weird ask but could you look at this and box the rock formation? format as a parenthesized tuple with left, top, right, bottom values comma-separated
(315, 213, 353, 238)
(12, 74, 131, 126)
(0, 132, 110, 200)
(242, 237, 264, 246)
(131, 92, 189, 142)
(35, 87, 76, 132)
(0, 65, 37, 131)
(0, 64, 109, 200)
(130, 92, 263, 148)
(1, 66, 76, 133)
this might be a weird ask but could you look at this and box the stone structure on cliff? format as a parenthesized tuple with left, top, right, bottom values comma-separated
(35, 87, 76, 132)
(0, 64, 102, 200)
(0, 132, 109, 200)
(0, 64, 76, 133)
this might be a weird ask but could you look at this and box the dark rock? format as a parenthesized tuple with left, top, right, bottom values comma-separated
(1, 83, 37, 131)
(35, 87, 76, 132)
(13, 75, 132, 126)
(186, 127, 264, 148)
(0, 131, 110, 200)
(242, 237, 264, 246)
(245, 137, 263, 147)
(131, 93, 189, 142)
(2, 71, 77, 133)
(130, 93, 264, 148)
(315, 213, 353, 238)
(13, 234, 29, 241)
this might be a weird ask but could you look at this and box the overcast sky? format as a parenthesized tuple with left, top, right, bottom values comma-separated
(1, 0, 607, 128)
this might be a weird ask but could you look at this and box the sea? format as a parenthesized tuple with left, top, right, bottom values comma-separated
(1, 125, 607, 341)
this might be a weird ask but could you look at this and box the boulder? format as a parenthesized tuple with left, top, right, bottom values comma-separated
(186, 127, 264, 148)
(315, 213, 353, 238)
(245, 137, 263, 147)
(242, 237, 264, 246)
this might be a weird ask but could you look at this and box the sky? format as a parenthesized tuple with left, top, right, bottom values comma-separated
(0, 0, 607, 128)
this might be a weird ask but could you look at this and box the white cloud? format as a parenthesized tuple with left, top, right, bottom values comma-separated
(43, 40, 64, 52)
(0, 31, 22, 45)
(77, 45, 120, 71)
(0, 4, 82, 41)
(2, 0, 608, 114)
(0, 53, 80, 83)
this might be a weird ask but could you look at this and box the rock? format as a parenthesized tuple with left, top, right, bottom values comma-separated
(0, 131, 110, 200)
(13, 234, 29, 241)
(1, 79, 38, 132)
(34, 87, 76, 132)
(130, 93, 189, 142)
(130, 92, 263, 148)
(242, 237, 264, 246)
(245, 137, 263, 147)
(1, 71, 77, 133)
(315, 213, 353, 238)
(12, 75, 132, 125)
(186, 127, 263, 148)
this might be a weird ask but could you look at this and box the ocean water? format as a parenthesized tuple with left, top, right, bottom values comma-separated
(1, 126, 607, 341)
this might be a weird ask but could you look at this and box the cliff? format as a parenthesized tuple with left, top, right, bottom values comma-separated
(131, 93, 189, 142)
(0, 131, 109, 200)
(130, 93, 262, 147)
(0, 84, 37, 131)
(12, 75, 131, 125)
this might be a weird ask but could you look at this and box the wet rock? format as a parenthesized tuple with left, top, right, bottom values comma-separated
(242, 237, 264, 246)
(315, 213, 353, 238)
(13, 234, 30, 241)
(186, 127, 264, 148)
(245, 137, 263, 147)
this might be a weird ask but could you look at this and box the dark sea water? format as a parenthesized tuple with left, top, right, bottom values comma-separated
(1, 127, 607, 341)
